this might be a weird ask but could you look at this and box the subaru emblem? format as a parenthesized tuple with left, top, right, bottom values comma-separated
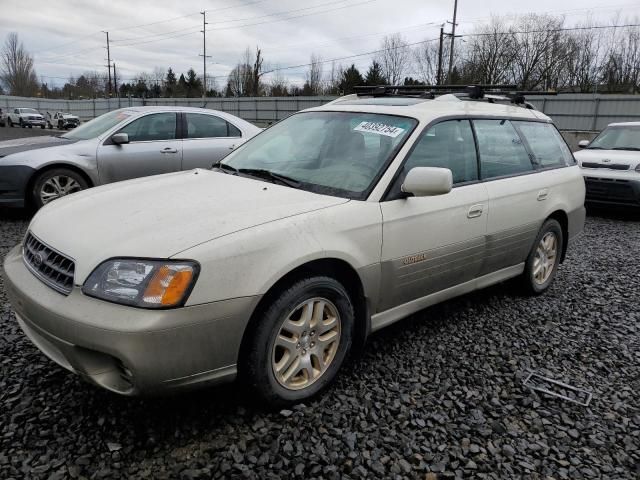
(33, 252, 44, 268)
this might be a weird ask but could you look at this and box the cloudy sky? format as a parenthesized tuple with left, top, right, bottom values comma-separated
(1, 0, 639, 89)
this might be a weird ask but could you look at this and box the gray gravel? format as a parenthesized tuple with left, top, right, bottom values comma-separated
(1, 208, 639, 479)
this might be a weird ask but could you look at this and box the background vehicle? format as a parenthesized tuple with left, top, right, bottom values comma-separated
(0, 106, 261, 208)
(7, 108, 46, 128)
(0, 108, 5, 127)
(2, 85, 585, 406)
(46, 111, 80, 130)
(574, 122, 640, 208)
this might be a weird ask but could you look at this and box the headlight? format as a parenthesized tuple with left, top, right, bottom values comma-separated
(635, 163, 640, 172)
(82, 259, 199, 308)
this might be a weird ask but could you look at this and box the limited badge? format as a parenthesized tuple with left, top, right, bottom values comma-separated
(402, 253, 426, 265)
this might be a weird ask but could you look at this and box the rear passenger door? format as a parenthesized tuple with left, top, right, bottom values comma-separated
(473, 119, 551, 275)
(379, 119, 489, 312)
(181, 113, 243, 170)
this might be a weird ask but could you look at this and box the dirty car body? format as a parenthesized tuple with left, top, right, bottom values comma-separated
(3, 93, 586, 403)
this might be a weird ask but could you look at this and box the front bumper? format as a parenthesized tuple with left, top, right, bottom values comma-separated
(2, 244, 260, 395)
(584, 176, 640, 207)
(23, 119, 46, 127)
(0, 165, 33, 208)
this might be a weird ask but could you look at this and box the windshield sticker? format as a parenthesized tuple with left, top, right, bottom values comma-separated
(354, 121, 406, 138)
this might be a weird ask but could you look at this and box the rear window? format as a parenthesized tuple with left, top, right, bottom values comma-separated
(515, 122, 574, 167)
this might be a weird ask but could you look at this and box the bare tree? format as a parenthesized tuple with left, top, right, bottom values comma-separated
(305, 53, 324, 95)
(413, 39, 447, 85)
(268, 68, 288, 96)
(325, 61, 343, 94)
(464, 17, 515, 85)
(1, 32, 38, 96)
(376, 34, 410, 85)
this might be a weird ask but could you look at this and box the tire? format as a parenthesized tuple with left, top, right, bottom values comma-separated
(31, 168, 89, 209)
(243, 276, 354, 407)
(520, 218, 564, 295)
(9, 119, 13, 127)
(58, 120, 64, 129)
(19, 119, 25, 128)
(41, 124, 45, 129)
(48, 123, 53, 129)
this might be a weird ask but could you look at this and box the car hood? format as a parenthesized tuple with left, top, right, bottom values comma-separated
(574, 148, 640, 170)
(0, 136, 81, 159)
(28, 169, 349, 282)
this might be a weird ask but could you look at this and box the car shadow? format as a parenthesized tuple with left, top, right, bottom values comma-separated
(586, 204, 640, 222)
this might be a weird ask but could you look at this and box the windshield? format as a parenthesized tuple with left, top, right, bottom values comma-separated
(588, 125, 640, 151)
(222, 111, 417, 199)
(61, 109, 135, 141)
(21, 108, 39, 114)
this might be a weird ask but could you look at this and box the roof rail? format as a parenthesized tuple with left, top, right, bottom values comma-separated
(353, 84, 557, 106)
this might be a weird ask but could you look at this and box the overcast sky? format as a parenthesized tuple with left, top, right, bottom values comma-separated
(1, 0, 639, 89)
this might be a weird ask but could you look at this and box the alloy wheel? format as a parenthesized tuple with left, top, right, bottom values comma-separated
(271, 297, 341, 391)
(533, 231, 558, 285)
(40, 175, 83, 205)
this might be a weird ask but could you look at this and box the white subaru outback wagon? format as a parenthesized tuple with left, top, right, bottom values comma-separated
(3, 86, 586, 405)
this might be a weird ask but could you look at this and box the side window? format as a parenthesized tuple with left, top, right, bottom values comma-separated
(402, 119, 479, 185)
(185, 113, 241, 138)
(473, 119, 533, 179)
(14, 109, 19, 114)
(118, 113, 176, 142)
(515, 122, 574, 167)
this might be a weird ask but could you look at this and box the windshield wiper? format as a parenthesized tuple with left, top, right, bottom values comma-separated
(237, 168, 301, 188)
(612, 147, 640, 151)
(211, 161, 239, 174)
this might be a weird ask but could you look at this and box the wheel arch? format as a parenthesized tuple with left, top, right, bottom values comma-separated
(546, 209, 569, 262)
(237, 257, 371, 370)
(26, 163, 95, 204)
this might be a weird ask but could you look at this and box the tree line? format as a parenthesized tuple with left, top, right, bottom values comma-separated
(2, 13, 640, 99)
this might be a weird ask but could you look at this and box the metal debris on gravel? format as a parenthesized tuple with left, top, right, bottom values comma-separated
(1, 208, 639, 479)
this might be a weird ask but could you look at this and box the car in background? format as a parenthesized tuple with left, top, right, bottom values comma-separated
(7, 108, 46, 128)
(0, 106, 261, 208)
(47, 111, 81, 130)
(574, 121, 640, 208)
(2, 89, 585, 405)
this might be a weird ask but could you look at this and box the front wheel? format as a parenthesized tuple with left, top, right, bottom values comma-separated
(243, 276, 354, 406)
(521, 219, 564, 295)
(31, 168, 89, 209)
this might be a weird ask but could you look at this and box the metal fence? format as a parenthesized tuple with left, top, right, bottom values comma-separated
(2, 93, 640, 131)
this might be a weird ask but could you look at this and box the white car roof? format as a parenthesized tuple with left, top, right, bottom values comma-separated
(608, 121, 640, 127)
(308, 95, 551, 124)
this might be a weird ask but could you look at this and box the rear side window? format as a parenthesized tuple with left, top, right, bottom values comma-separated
(185, 113, 242, 138)
(473, 119, 533, 179)
(402, 119, 478, 184)
(515, 122, 573, 167)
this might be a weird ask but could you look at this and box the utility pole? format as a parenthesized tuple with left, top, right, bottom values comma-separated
(113, 63, 118, 97)
(103, 31, 112, 97)
(199, 11, 211, 100)
(447, 0, 458, 82)
(437, 26, 444, 85)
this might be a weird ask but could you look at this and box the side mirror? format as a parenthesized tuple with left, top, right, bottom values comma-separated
(578, 139, 590, 149)
(401, 167, 453, 197)
(111, 133, 129, 145)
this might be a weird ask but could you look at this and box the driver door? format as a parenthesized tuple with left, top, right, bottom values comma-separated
(97, 112, 182, 184)
(378, 119, 488, 313)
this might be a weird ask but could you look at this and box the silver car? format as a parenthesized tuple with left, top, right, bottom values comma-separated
(0, 106, 261, 208)
(3, 90, 585, 406)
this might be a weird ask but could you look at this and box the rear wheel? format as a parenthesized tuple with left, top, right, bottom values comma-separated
(243, 276, 354, 406)
(521, 219, 563, 295)
(31, 168, 89, 209)
(19, 118, 25, 128)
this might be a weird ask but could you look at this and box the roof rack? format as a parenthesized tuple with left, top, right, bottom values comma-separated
(353, 84, 557, 106)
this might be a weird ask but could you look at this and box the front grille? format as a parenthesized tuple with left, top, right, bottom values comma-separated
(23, 232, 75, 295)
(581, 162, 630, 171)
(584, 177, 638, 204)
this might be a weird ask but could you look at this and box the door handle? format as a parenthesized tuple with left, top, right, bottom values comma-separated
(160, 147, 178, 154)
(228, 144, 236, 150)
(537, 188, 549, 201)
(467, 204, 484, 218)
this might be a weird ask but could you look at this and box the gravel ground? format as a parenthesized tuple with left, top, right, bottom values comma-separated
(0, 208, 638, 480)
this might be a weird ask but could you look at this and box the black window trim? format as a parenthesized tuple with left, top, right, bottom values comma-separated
(182, 112, 243, 140)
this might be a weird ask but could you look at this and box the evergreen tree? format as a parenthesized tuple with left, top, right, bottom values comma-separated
(186, 68, 202, 97)
(365, 61, 387, 86)
(177, 73, 187, 97)
(165, 67, 177, 97)
(338, 64, 364, 95)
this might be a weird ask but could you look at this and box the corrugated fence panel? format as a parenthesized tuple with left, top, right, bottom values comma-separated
(2, 94, 639, 131)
